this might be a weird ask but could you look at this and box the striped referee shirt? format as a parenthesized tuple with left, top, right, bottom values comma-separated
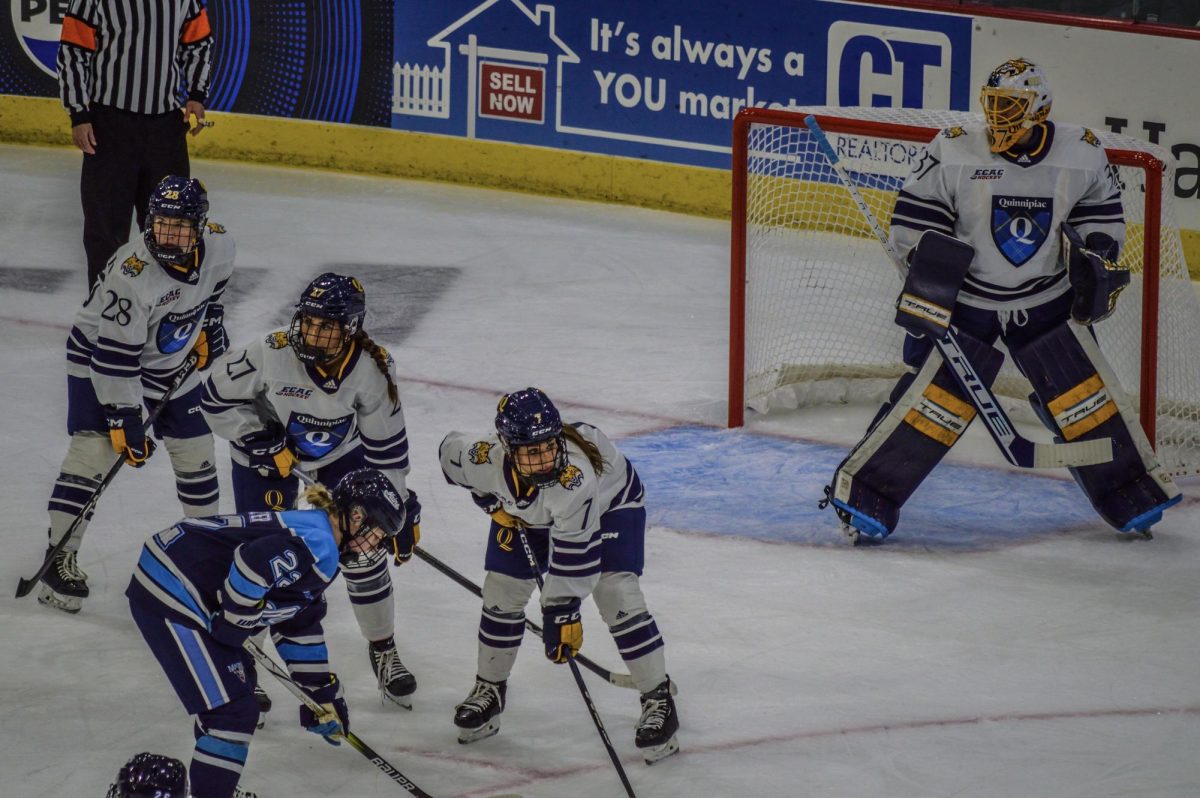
(57, 0, 213, 126)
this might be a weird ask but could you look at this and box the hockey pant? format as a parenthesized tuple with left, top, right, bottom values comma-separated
(1011, 322, 1181, 532)
(828, 329, 1005, 540)
(47, 432, 218, 552)
(129, 599, 257, 798)
(475, 570, 667, 693)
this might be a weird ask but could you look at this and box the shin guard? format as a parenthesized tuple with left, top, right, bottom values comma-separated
(827, 330, 1004, 540)
(1012, 324, 1180, 533)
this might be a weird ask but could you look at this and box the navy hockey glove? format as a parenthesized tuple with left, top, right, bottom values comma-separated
(391, 490, 421, 565)
(237, 427, 297, 479)
(542, 598, 583, 663)
(300, 675, 349, 745)
(472, 492, 523, 529)
(191, 302, 227, 370)
(105, 405, 155, 467)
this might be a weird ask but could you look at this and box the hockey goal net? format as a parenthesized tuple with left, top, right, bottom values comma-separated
(729, 106, 1200, 477)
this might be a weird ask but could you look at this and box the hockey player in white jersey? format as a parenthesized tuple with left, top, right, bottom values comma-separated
(201, 272, 421, 713)
(37, 176, 230, 613)
(824, 58, 1180, 545)
(440, 388, 679, 764)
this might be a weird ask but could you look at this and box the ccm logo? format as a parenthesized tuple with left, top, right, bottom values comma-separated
(827, 22, 954, 109)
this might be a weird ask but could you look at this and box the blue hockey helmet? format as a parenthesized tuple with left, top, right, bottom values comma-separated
(144, 176, 209, 270)
(495, 387, 568, 487)
(106, 753, 187, 798)
(287, 272, 367, 365)
(332, 468, 406, 549)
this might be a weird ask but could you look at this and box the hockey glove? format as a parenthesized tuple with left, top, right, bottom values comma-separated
(237, 427, 297, 479)
(542, 598, 583, 663)
(105, 404, 155, 467)
(191, 303, 228, 370)
(391, 490, 421, 565)
(472, 491, 523, 529)
(300, 675, 350, 745)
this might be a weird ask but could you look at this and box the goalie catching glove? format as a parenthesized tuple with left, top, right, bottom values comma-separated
(1061, 222, 1129, 324)
(105, 404, 156, 467)
(542, 598, 583, 663)
(300, 674, 350, 745)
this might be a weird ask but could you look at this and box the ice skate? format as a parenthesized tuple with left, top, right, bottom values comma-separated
(454, 677, 506, 744)
(253, 683, 271, 729)
(37, 547, 89, 614)
(636, 677, 679, 765)
(368, 640, 417, 709)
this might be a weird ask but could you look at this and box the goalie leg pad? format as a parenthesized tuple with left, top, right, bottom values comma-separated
(1012, 323, 1181, 533)
(828, 329, 1005, 540)
(895, 230, 975, 338)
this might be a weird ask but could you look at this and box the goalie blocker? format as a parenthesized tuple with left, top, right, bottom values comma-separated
(826, 233, 1179, 543)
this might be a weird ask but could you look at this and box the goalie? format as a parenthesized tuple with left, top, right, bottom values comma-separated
(823, 58, 1180, 545)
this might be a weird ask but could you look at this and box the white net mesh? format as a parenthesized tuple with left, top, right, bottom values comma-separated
(737, 106, 1200, 476)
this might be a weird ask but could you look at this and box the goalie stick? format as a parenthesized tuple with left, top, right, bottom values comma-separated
(514, 526, 638, 798)
(803, 115, 1113, 470)
(15, 355, 199, 599)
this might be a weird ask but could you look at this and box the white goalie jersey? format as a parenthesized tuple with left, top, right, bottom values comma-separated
(889, 121, 1125, 311)
(66, 224, 234, 406)
(440, 422, 645, 603)
(202, 333, 411, 496)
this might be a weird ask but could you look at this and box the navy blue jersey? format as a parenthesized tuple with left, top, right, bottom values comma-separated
(126, 509, 340, 645)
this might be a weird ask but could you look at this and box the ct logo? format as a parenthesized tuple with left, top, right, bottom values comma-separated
(13, 0, 68, 77)
(826, 21, 955, 109)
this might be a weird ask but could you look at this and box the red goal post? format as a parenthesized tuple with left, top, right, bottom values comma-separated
(729, 106, 1200, 476)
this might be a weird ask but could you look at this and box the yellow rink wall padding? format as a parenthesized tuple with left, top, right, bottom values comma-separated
(3, 95, 1197, 276)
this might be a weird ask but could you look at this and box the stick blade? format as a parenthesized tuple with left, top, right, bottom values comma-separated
(1032, 437, 1113, 469)
(15, 576, 38, 598)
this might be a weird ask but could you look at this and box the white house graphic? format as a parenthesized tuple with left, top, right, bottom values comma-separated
(392, 0, 579, 139)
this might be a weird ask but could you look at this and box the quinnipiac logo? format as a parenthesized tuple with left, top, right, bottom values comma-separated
(13, 0, 65, 77)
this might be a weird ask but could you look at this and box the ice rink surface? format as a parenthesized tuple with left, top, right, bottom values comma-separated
(2, 143, 1198, 797)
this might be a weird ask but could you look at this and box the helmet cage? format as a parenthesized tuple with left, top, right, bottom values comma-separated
(287, 311, 354, 365)
(980, 59, 1052, 153)
(143, 177, 209, 269)
(495, 388, 568, 488)
(287, 273, 366, 365)
(331, 469, 405, 557)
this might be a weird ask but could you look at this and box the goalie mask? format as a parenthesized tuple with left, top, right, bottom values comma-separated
(495, 387, 568, 488)
(105, 752, 187, 798)
(980, 58, 1052, 154)
(331, 468, 405, 557)
(287, 272, 366, 366)
(144, 176, 208, 272)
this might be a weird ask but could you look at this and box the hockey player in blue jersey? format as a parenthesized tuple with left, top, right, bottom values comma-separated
(38, 176, 232, 613)
(201, 273, 422, 716)
(106, 751, 258, 798)
(823, 59, 1181, 545)
(125, 467, 412, 798)
(440, 388, 679, 764)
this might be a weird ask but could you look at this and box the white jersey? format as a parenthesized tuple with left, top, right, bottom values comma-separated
(201, 333, 411, 495)
(889, 121, 1124, 311)
(66, 222, 235, 405)
(439, 422, 645, 603)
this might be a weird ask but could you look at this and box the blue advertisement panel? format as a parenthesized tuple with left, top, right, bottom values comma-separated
(391, 0, 973, 167)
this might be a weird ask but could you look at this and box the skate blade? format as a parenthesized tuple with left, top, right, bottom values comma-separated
(641, 734, 680, 765)
(37, 586, 82, 614)
(255, 713, 266, 730)
(457, 718, 500, 744)
(381, 691, 413, 710)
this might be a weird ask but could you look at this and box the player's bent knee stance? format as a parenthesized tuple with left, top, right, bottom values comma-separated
(1012, 323, 1181, 534)
(825, 328, 1004, 541)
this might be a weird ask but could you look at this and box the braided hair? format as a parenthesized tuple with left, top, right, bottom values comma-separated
(353, 331, 399, 406)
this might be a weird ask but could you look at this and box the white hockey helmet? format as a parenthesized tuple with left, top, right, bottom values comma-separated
(980, 58, 1053, 153)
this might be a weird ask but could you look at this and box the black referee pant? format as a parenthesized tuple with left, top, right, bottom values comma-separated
(80, 104, 190, 292)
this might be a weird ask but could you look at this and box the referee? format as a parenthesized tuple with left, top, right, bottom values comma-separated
(57, 0, 214, 292)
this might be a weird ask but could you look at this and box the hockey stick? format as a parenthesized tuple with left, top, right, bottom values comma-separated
(16, 355, 199, 598)
(515, 527, 638, 798)
(242, 638, 438, 797)
(803, 115, 1112, 469)
(412, 545, 649, 692)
